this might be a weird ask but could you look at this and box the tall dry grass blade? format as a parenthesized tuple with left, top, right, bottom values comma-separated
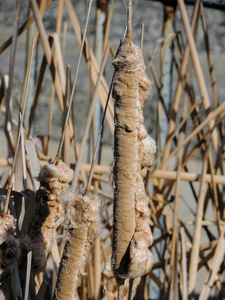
(62, 66, 72, 165)
(46, 0, 64, 155)
(55, 0, 93, 163)
(49, 33, 66, 93)
(72, 45, 109, 188)
(5, 0, 22, 113)
(200, 4, 218, 109)
(20, 0, 46, 115)
(102, 0, 115, 57)
(177, 0, 218, 153)
(85, 46, 111, 191)
(169, 158, 182, 300)
(92, 0, 109, 166)
(25, 41, 51, 137)
(64, 0, 114, 133)
(160, 0, 200, 173)
(0, 0, 54, 54)
(20, 123, 28, 191)
(30, 0, 65, 111)
(160, 2, 176, 150)
(46, 76, 55, 155)
(3, 34, 35, 215)
(208, 150, 221, 234)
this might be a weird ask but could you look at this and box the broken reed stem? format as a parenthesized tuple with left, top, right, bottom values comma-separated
(55, 0, 93, 163)
(127, 0, 132, 41)
(72, 45, 110, 188)
(3, 36, 36, 216)
(140, 23, 144, 50)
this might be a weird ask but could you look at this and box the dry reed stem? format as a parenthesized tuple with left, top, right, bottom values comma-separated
(3, 32, 35, 215)
(72, 45, 109, 188)
(0, 0, 54, 54)
(188, 149, 208, 298)
(64, 0, 114, 133)
(55, 0, 93, 163)
(54, 188, 100, 300)
(112, 38, 155, 283)
(30, 0, 64, 111)
(159, 0, 201, 174)
(177, 0, 219, 153)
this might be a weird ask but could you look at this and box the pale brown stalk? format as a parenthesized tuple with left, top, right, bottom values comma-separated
(3, 35, 36, 216)
(55, 0, 93, 163)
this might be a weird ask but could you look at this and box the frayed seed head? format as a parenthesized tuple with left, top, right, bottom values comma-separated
(37, 160, 74, 183)
(62, 188, 101, 237)
(113, 38, 144, 73)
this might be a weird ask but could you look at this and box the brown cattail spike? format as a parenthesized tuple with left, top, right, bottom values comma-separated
(112, 36, 156, 284)
(54, 188, 101, 300)
(23, 160, 73, 274)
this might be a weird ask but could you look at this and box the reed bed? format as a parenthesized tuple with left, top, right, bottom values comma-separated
(0, 0, 224, 299)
